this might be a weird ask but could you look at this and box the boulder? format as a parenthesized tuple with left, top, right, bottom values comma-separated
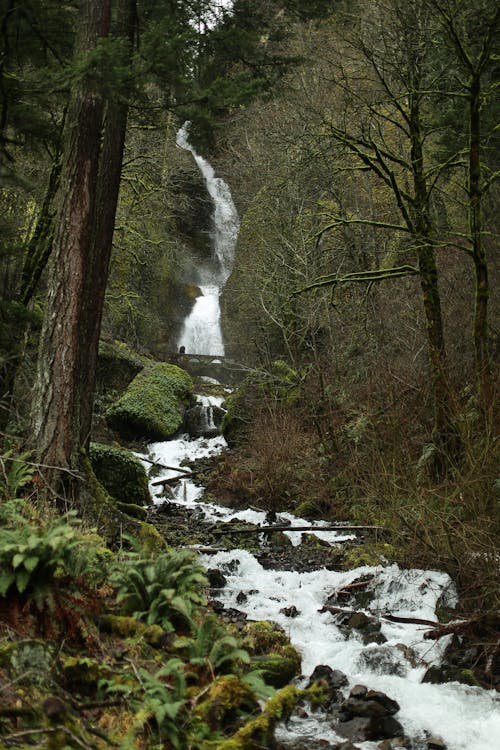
(89, 442, 150, 506)
(106, 363, 193, 440)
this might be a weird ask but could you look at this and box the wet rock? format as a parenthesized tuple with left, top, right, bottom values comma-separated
(236, 591, 248, 604)
(347, 612, 372, 630)
(308, 665, 348, 690)
(184, 403, 225, 438)
(350, 684, 368, 698)
(357, 645, 408, 677)
(280, 605, 300, 618)
(338, 714, 404, 743)
(427, 737, 447, 750)
(206, 568, 227, 588)
(341, 688, 400, 719)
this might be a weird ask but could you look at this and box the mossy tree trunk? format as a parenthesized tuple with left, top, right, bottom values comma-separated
(432, 0, 499, 413)
(30, 0, 112, 499)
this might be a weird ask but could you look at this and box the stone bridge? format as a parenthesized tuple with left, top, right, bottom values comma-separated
(165, 352, 247, 385)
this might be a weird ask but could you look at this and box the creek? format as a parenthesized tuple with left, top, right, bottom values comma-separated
(139, 130, 500, 750)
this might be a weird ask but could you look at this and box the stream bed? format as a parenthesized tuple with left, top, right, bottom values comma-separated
(138, 394, 500, 750)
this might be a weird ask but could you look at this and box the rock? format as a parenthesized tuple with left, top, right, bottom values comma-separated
(427, 737, 447, 749)
(350, 684, 368, 697)
(372, 716, 405, 739)
(347, 612, 372, 630)
(280, 605, 300, 617)
(184, 402, 225, 438)
(357, 645, 408, 677)
(236, 591, 248, 604)
(89, 442, 150, 506)
(106, 363, 193, 441)
(342, 689, 399, 719)
(308, 665, 348, 690)
(206, 568, 227, 589)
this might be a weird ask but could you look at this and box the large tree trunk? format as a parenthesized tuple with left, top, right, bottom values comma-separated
(30, 0, 111, 498)
(80, 0, 137, 448)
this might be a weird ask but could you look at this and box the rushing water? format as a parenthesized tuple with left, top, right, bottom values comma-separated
(176, 123, 239, 356)
(139, 421, 500, 750)
(152, 127, 500, 749)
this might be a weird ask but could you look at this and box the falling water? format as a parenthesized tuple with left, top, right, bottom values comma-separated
(176, 123, 239, 356)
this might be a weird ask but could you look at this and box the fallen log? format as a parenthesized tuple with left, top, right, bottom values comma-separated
(151, 472, 192, 487)
(139, 456, 192, 474)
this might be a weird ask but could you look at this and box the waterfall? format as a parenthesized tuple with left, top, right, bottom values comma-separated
(176, 122, 239, 356)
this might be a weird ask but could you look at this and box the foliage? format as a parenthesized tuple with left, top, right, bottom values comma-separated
(106, 363, 193, 440)
(0, 501, 84, 598)
(174, 614, 251, 677)
(110, 544, 208, 632)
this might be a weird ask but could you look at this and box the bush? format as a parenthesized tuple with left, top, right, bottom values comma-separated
(106, 363, 193, 440)
(89, 442, 150, 506)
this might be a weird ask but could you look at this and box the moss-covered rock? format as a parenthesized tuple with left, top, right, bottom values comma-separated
(106, 363, 194, 441)
(89, 442, 150, 506)
(241, 621, 289, 655)
(252, 645, 302, 688)
(61, 656, 112, 694)
(97, 339, 150, 394)
(98, 615, 167, 647)
(195, 675, 259, 732)
(203, 684, 301, 749)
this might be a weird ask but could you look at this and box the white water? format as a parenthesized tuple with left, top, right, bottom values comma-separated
(138, 419, 500, 750)
(176, 123, 239, 356)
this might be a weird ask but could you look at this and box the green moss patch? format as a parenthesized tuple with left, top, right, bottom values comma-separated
(89, 442, 150, 506)
(105, 363, 194, 441)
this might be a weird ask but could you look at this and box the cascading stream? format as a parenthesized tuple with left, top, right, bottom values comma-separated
(176, 122, 239, 356)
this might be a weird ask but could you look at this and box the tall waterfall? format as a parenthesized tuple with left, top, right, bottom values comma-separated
(176, 123, 239, 356)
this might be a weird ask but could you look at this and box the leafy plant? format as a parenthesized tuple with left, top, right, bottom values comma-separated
(174, 615, 251, 677)
(0, 450, 34, 501)
(0, 502, 82, 598)
(110, 544, 208, 631)
(99, 658, 188, 749)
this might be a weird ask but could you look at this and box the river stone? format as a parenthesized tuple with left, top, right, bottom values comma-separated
(357, 645, 408, 677)
(342, 689, 399, 719)
(427, 738, 447, 749)
(184, 403, 225, 438)
(347, 612, 372, 630)
(308, 665, 348, 690)
(206, 568, 227, 588)
(350, 684, 368, 697)
(280, 605, 300, 617)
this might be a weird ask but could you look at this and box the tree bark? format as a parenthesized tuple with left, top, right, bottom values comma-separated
(30, 0, 112, 496)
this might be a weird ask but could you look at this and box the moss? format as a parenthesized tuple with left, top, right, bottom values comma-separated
(138, 521, 168, 554)
(195, 675, 259, 731)
(61, 656, 112, 694)
(106, 363, 194, 441)
(98, 615, 166, 647)
(344, 543, 395, 569)
(203, 684, 301, 750)
(252, 645, 301, 688)
(293, 499, 322, 520)
(97, 339, 150, 393)
(241, 621, 289, 655)
(89, 442, 150, 506)
(115, 501, 148, 520)
(458, 668, 481, 687)
(267, 531, 293, 547)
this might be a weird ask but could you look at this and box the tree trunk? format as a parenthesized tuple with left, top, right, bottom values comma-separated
(409, 87, 458, 465)
(80, 0, 137, 448)
(30, 0, 111, 497)
(469, 73, 492, 412)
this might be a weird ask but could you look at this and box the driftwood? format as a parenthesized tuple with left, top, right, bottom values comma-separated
(151, 472, 192, 487)
(212, 524, 382, 535)
(140, 456, 192, 474)
(185, 545, 228, 554)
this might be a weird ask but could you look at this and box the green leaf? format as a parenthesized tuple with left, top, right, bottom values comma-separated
(23, 556, 39, 572)
(15, 568, 31, 593)
(12, 553, 25, 569)
(0, 571, 15, 596)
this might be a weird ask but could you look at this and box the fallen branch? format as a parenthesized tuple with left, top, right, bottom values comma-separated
(139, 456, 192, 474)
(336, 578, 373, 595)
(383, 614, 440, 628)
(212, 524, 382, 535)
(151, 472, 192, 487)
